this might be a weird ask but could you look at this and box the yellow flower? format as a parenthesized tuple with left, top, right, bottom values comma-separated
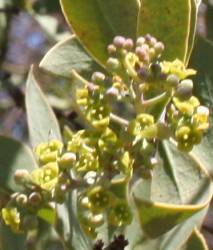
(173, 96, 200, 116)
(2, 207, 21, 233)
(161, 59, 196, 79)
(31, 162, 59, 191)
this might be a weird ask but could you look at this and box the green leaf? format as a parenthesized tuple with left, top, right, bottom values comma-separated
(181, 228, 209, 250)
(40, 35, 104, 80)
(37, 206, 56, 225)
(133, 208, 208, 250)
(189, 37, 213, 176)
(133, 141, 213, 238)
(68, 191, 92, 250)
(0, 224, 26, 250)
(60, 0, 140, 66)
(0, 136, 37, 191)
(26, 66, 62, 148)
(137, 0, 191, 62)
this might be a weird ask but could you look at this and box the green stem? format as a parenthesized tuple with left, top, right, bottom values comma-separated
(141, 92, 169, 108)
(110, 113, 129, 127)
(67, 192, 74, 250)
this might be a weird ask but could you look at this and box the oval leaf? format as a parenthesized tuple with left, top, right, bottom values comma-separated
(133, 142, 213, 238)
(181, 228, 209, 250)
(190, 37, 213, 176)
(0, 136, 37, 191)
(40, 35, 104, 80)
(60, 0, 139, 65)
(26, 66, 62, 147)
(133, 208, 209, 250)
(137, 0, 191, 62)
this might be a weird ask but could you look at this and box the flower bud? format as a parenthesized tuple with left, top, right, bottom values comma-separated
(16, 194, 28, 206)
(106, 86, 119, 97)
(113, 36, 126, 48)
(124, 38, 134, 50)
(14, 169, 31, 185)
(149, 37, 157, 47)
(107, 44, 116, 54)
(145, 34, 152, 43)
(154, 42, 165, 55)
(149, 48, 156, 59)
(29, 192, 42, 206)
(176, 79, 193, 100)
(135, 47, 149, 62)
(58, 152, 76, 170)
(91, 72, 105, 84)
(106, 58, 121, 71)
(150, 63, 161, 78)
(136, 36, 145, 46)
(138, 69, 149, 83)
(166, 74, 179, 87)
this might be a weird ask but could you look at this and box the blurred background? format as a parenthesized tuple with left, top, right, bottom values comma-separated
(0, 0, 213, 248)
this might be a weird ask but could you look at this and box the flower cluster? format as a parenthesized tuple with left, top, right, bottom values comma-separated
(1, 35, 209, 239)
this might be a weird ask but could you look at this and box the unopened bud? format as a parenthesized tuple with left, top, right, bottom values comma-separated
(16, 194, 28, 206)
(154, 42, 165, 55)
(91, 72, 105, 84)
(58, 152, 76, 170)
(150, 63, 161, 77)
(137, 67, 149, 80)
(106, 87, 119, 97)
(113, 36, 126, 48)
(107, 44, 116, 54)
(149, 48, 156, 59)
(29, 192, 42, 206)
(166, 74, 179, 87)
(176, 79, 193, 100)
(106, 58, 121, 71)
(14, 169, 30, 185)
(136, 36, 145, 46)
(135, 47, 149, 62)
(149, 37, 157, 47)
(145, 34, 152, 43)
(124, 38, 134, 50)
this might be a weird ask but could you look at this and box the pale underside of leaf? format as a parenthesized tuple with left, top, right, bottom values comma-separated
(26, 66, 62, 148)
